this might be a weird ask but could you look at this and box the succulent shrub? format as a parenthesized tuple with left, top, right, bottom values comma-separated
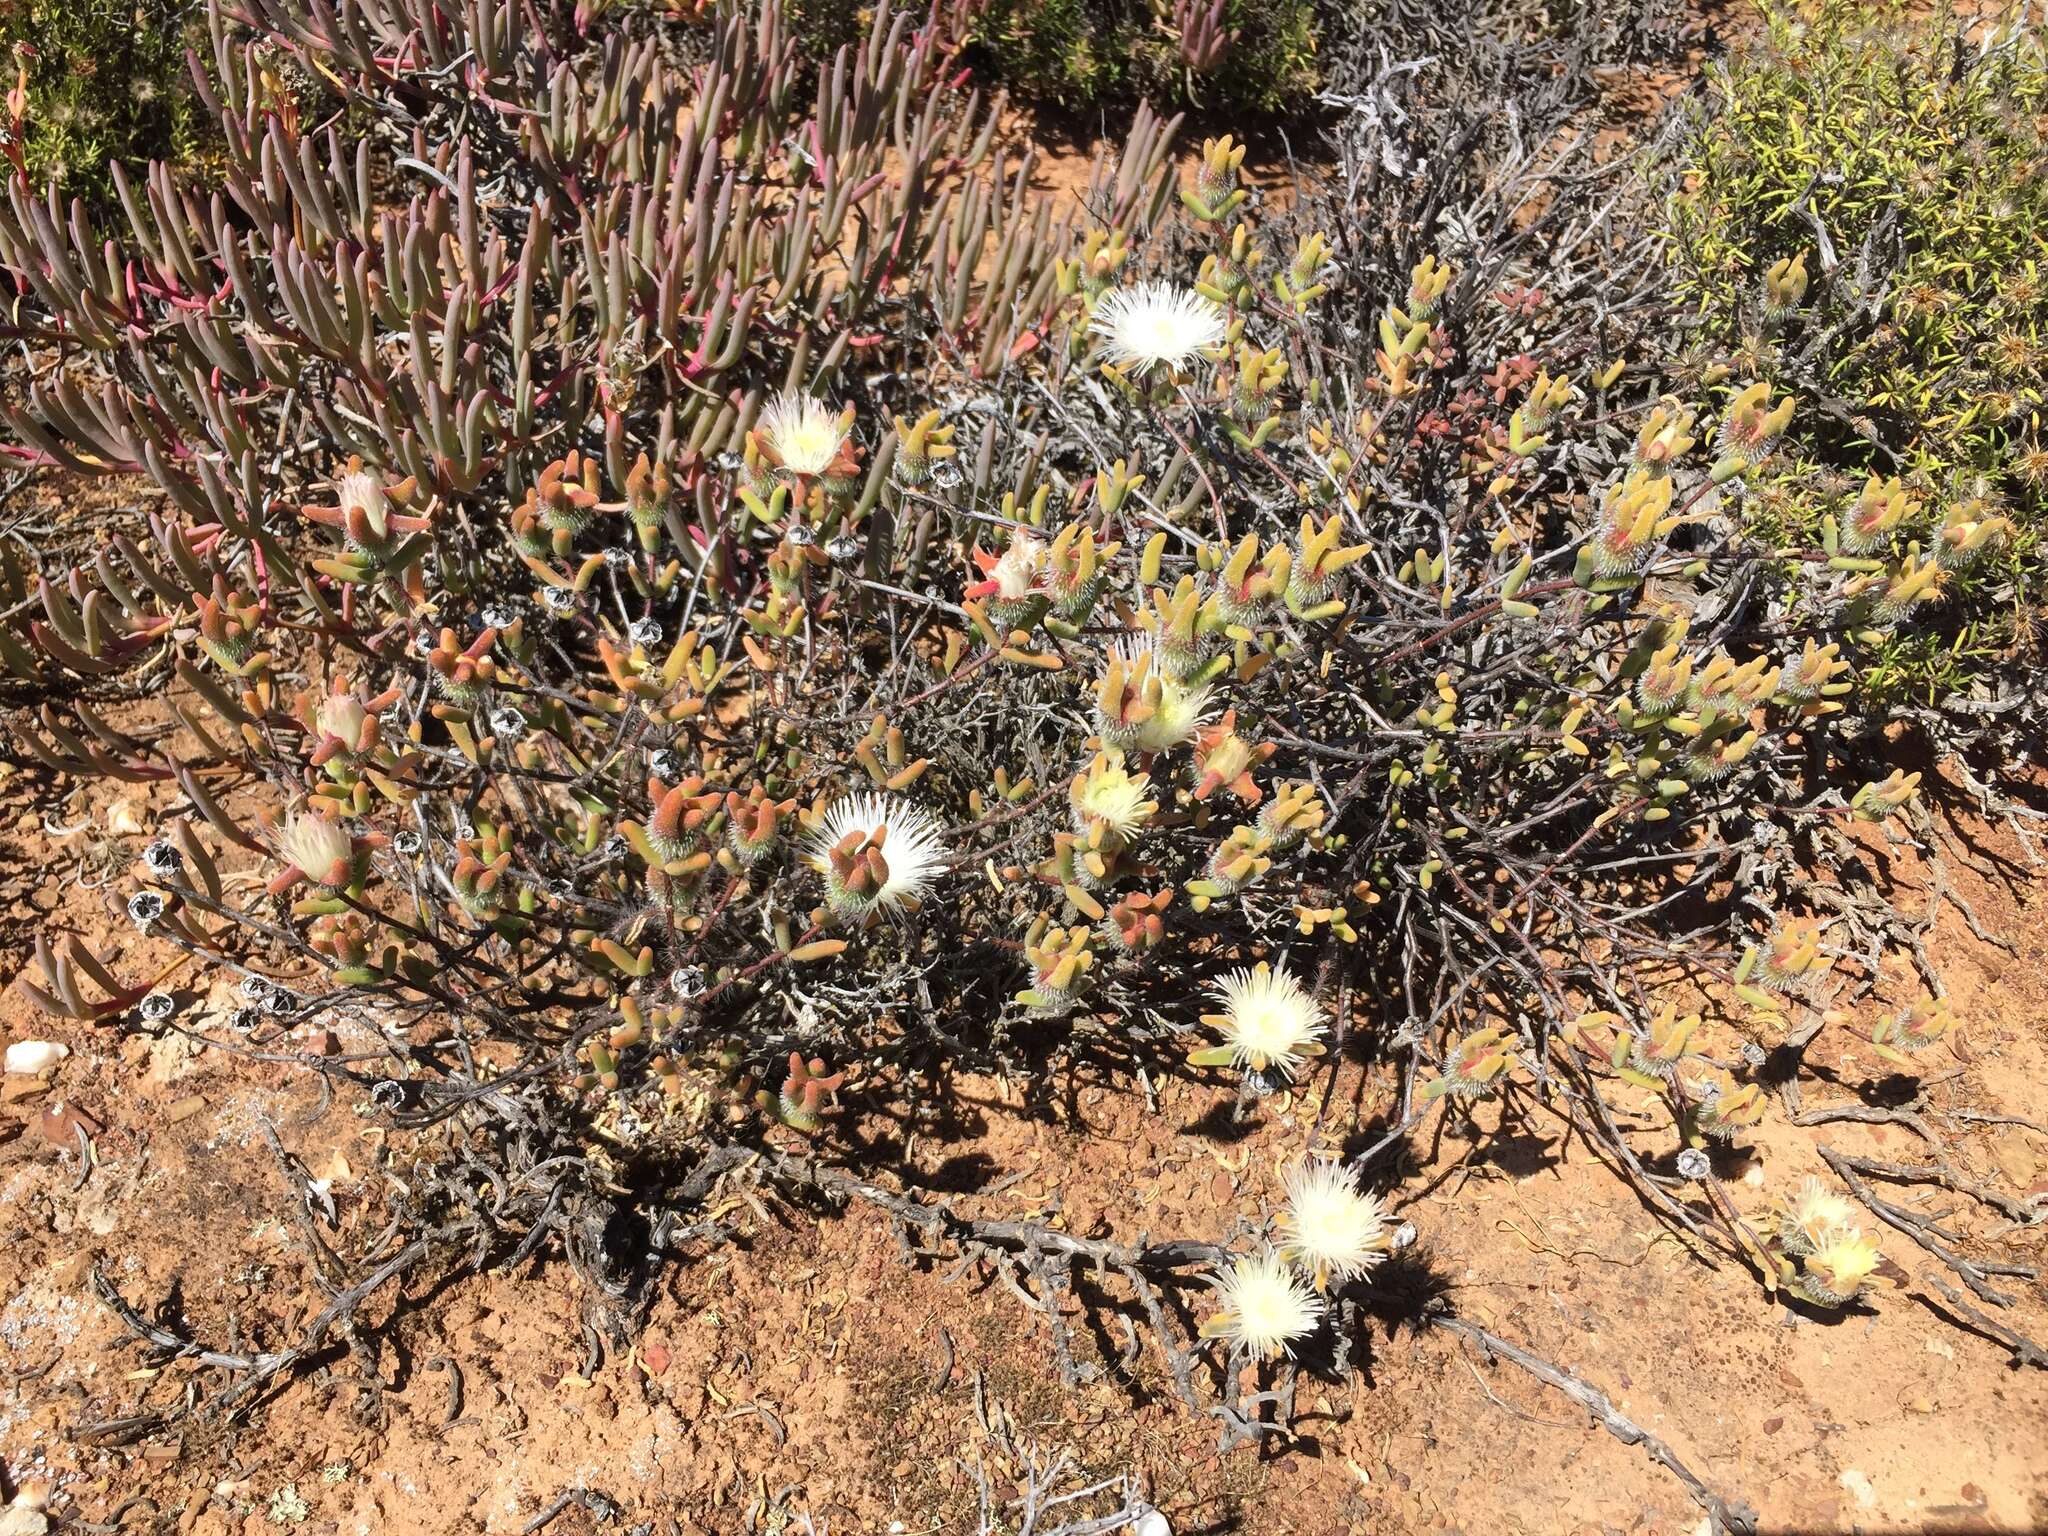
(1668, 5, 2048, 700)
(0, 0, 2001, 1436)
(1320, 0, 1700, 123)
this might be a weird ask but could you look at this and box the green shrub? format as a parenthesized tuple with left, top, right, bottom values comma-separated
(1667, 3, 2048, 700)
(1, 0, 208, 203)
(985, 0, 1318, 114)
(787, 0, 1320, 113)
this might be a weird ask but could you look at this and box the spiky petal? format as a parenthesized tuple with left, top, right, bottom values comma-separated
(1089, 283, 1228, 375)
(805, 793, 948, 919)
(1200, 1249, 1322, 1360)
(1277, 1158, 1391, 1290)
(760, 389, 850, 476)
(1199, 962, 1326, 1080)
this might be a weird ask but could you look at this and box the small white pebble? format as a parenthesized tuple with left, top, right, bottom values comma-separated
(4, 1041, 68, 1076)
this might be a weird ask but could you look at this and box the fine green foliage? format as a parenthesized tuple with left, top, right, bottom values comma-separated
(1667, 4, 2048, 699)
(790, 0, 1321, 112)
(0, 0, 209, 203)
(971, 0, 1318, 113)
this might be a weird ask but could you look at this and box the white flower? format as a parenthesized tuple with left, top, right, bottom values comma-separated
(337, 468, 389, 539)
(278, 812, 355, 887)
(806, 793, 948, 917)
(1072, 752, 1156, 840)
(1801, 1223, 1881, 1305)
(759, 389, 849, 476)
(1775, 1175, 1856, 1257)
(1097, 639, 1213, 754)
(1277, 1158, 1390, 1290)
(1089, 283, 1228, 374)
(985, 533, 1047, 601)
(316, 690, 369, 745)
(1201, 1249, 1321, 1360)
(1139, 675, 1213, 753)
(1201, 962, 1326, 1079)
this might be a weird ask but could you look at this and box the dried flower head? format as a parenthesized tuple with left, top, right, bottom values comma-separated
(1277, 1157, 1391, 1291)
(1200, 1249, 1322, 1359)
(1089, 282, 1227, 375)
(1194, 962, 1326, 1080)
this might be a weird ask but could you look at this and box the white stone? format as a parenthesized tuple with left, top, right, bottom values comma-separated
(1838, 1468, 1878, 1509)
(4, 1041, 69, 1076)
